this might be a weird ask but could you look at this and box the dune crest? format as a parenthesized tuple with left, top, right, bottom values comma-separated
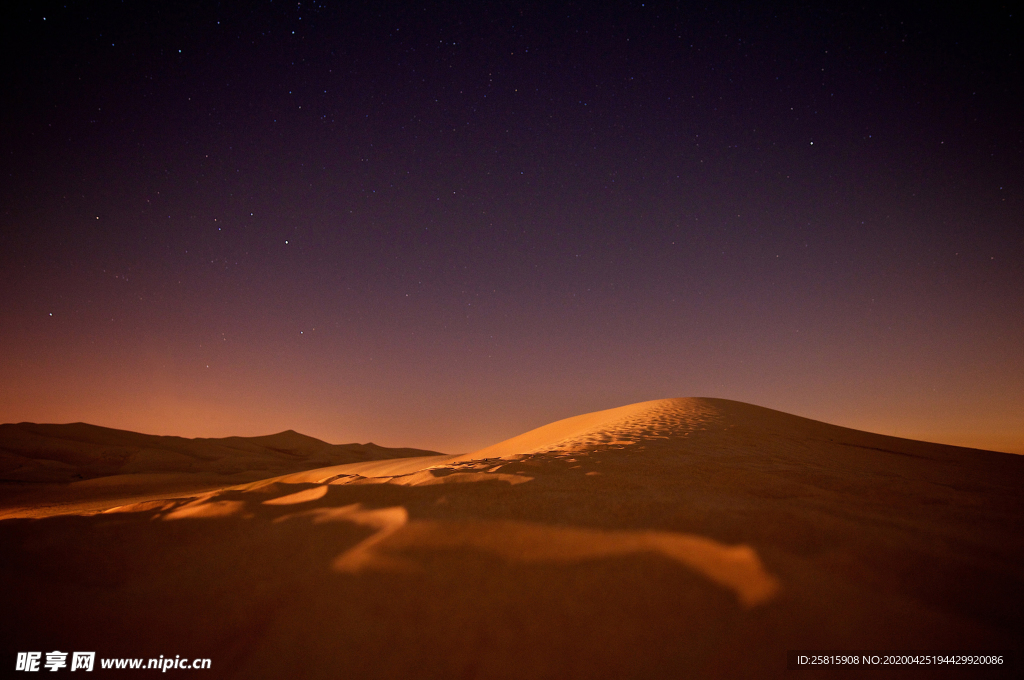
(323, 512, 780, 607)
(164, 498, 247, 520)
(272, 497, 778, 607)
(262, 485, 329, 505)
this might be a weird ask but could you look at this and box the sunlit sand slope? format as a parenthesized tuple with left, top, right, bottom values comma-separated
(2, 398, 1021, 679)
(456, 398, 671, 460)
(263, 398, 713, 485)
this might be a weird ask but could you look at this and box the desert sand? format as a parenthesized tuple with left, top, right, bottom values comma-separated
(1, 398, 1021, 678)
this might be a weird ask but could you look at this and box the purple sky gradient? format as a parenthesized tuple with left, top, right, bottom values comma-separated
(2, 1, 1021, 453)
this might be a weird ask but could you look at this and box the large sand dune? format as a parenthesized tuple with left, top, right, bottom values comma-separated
(2, 398, 1021, 678)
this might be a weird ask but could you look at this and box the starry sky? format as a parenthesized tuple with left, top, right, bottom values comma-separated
(2, 1, 1022, 454)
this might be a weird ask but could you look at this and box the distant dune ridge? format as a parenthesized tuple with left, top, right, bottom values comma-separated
(0, 422, 442, 484)
(0, 421, 442, 485)
(0, 422, 444, 516)
(2, 398, 1022, 678)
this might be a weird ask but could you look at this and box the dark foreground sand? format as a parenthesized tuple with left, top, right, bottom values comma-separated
(2, 398, 1021, 678)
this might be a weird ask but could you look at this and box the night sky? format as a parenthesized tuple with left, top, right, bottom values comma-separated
(2, 1, 1021, 454)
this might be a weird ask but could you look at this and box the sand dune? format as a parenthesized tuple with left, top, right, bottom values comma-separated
(0, 423, 444, 518)
(2, 398, 1021, 678)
